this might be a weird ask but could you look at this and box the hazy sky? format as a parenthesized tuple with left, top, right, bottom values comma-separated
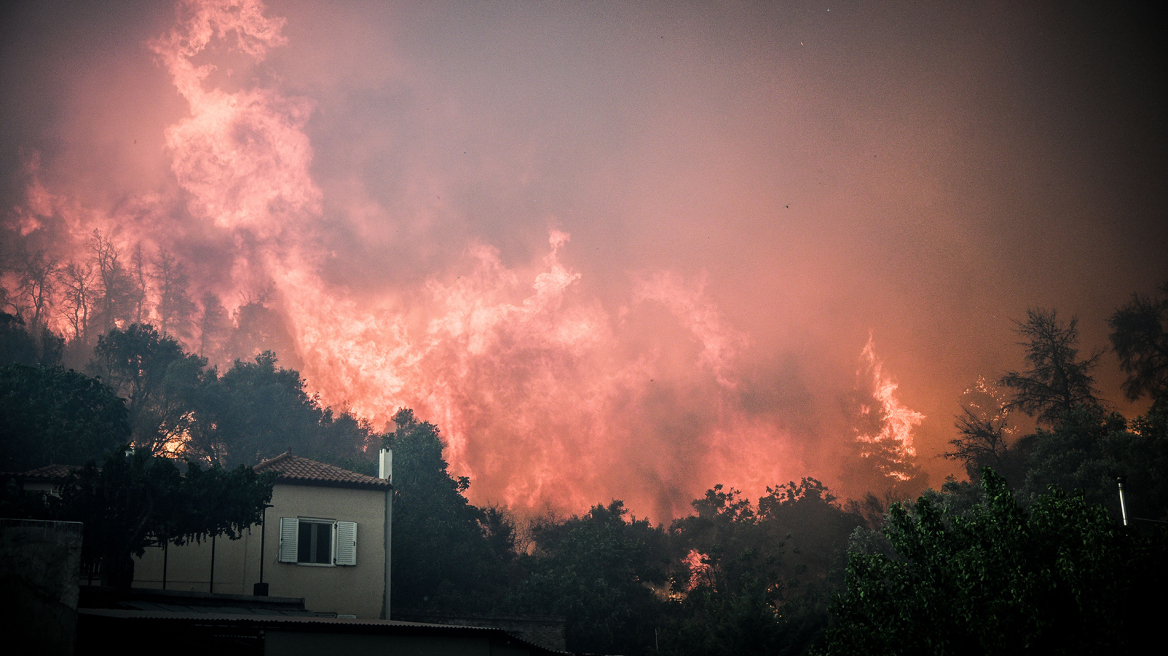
(2, 0, 1165, 521)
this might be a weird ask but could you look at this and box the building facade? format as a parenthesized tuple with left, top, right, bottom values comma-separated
(132, 452, 392, 619)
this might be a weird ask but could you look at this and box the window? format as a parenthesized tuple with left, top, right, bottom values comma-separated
(298, 519, 333, 564)
(278, 518, 357, 566)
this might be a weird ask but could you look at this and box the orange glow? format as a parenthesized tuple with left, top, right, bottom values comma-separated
(6, 0, 1158, 521)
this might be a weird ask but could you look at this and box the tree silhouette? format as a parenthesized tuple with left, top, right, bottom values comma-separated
(999, 308, 1102, 427)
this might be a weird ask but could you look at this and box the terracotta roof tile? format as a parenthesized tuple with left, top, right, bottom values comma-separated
(1, 463, 80, 479)
(254, 451, 390, 490)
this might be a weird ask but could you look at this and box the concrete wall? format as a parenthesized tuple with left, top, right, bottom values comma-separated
(1, 518, 84, 656)
(134, 483, 387, 618)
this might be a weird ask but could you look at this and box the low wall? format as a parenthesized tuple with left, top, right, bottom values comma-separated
(0, 518, 84, 656)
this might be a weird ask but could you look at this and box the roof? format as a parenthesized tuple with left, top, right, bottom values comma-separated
(0, 463, 81, 480)
(78, 610, 568, 655)
(254, 451, 391, 491)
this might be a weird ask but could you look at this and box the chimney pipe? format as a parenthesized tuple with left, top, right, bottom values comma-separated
(380, 448, 393, 619)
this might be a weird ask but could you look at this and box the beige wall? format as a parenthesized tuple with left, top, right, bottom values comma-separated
(135, 483, 387, 618)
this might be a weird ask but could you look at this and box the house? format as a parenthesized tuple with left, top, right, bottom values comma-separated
(132, 450, 393, 619)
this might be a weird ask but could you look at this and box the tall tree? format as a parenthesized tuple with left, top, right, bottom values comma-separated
(387, 408, 512, 613)
(57, 261, 95, 345)
(227, 292, 300, 369)
(88, 324, 206, 454)
(999, 308, 1103, 427)
(197, 291, 232, 366)
(513, 500, 666, 654)
(88, 230, 140, 336)
(0, 363, 129, 471)
(130, 243, 150, 326)
(1109, 284, 1168, 406)
(15, 248, 57, 331)
(0, 312, 63, 367)
(152, 247, 196, 342)
(213, 351, 322, 465)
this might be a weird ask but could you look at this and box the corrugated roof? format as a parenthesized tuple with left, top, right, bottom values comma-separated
(254, 451, 390, 491)
(77, 609, 569, 654)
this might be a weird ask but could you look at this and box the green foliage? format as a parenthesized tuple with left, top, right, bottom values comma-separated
(0, 312, 63, 366)
(660, 479, 860, 656)
(7, 446, 277, 590)
(386, 408, 512, 613)
(0, 364, 130, 471)
(88, 324, 206, 454)
(206, 351, 375, 468)
(999, 308, 1102, 427)
(1109, 284, 1168, 404)
(823, 470, 1167, 655)
(511, 500, 667, 654)
(1023, 403, 1168, 521)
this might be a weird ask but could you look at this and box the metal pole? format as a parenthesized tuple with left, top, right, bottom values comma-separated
(162, 540, 168, 590)
(210, 534, 216, 593)
(259, 506, 266, 583)
(254, 504, 270, 596)
(1117, 476, 1129, 527)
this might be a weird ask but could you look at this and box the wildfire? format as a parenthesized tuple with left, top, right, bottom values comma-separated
(853, 335, 924, 482)
(1, 0, 933, 520)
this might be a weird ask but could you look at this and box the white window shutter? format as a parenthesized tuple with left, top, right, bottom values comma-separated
(335, 521, 357, 566)
(278, 517, 299, 563)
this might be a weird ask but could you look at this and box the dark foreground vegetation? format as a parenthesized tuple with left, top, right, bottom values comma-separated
(3, 278, 1166, 653)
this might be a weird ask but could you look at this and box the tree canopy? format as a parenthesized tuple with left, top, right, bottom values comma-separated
(0, 363, 130, 471)
(823, 469, 1167, 655)
(1109, 284, 1168, 405)
(999, 308, 1103, 426)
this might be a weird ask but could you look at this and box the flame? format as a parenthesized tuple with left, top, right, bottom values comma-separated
(853, 334, 924, 482)
(0, 0, 866, 521)
(683, 549, 713, 591)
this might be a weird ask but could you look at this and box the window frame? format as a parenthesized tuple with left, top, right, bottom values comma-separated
(277, 517, 358, 567)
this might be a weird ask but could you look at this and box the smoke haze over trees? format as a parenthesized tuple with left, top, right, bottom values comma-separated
(2, 0, 1165, 521)
(4, 284, 1167, 653)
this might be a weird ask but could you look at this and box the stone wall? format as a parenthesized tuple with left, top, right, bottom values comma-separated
(1, 518, 84, 656)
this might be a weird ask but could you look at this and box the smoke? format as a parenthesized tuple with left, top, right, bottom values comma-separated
(2, 0, 1165, 520)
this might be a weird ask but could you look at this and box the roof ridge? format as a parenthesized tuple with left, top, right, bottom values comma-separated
(253, 452, 389, 490)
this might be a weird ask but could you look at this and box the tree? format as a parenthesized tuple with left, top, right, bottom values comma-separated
(88, 231, 140, 336)
(999, 308, 1102, 427)
(57, 447, 275, 589)
(0, 364, 130, 471)
(227, 291, 300, 369)
(15, 248, 58, 331)
(152, 247, 197, 342)
(0, 312, 63, 367)
(130, 243, 150, 325)
(1109, 284, 1168, 406)
(822, 469, 1167, 655)
(386, 408, 512, 613)
(212, 351, 323, 465)
(88, 324, 206, 454)
(1021, 403, 1168, 522)
(196, 291, 231, 365)
(512, 500, 667, 654)
(57, 260, 96, 345)
(659, 480, 860, 656)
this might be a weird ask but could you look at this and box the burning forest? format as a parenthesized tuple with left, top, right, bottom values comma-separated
(2, 2, 1167, 651)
